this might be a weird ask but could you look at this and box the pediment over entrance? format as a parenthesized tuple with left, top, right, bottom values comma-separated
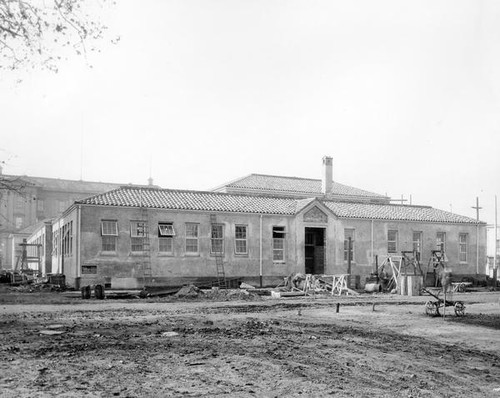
(303, 206, 328, 223)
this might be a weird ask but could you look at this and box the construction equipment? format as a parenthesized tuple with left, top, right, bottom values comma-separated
(400, 250, 423, 276)
(376, 255, 403, 292)
(422, 287, 465, 317)
(139, 190, 152, 288)
(15, 240, 42, 279)
(426, 250, 447, 287)
(210, 214, 226, 289)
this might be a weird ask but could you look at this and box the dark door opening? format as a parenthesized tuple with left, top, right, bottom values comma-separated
(305, 227, 325, 275)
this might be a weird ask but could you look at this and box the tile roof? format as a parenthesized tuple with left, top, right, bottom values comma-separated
(77, 187, 481, 225)
(218, 174, 388, 199)
(77, 187, 298, 215)
(323, 201, 481, 224)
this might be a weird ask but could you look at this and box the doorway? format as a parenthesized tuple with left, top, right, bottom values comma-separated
(304, 227, 325, 275)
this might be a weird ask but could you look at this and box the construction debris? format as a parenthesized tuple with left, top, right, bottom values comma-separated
(275, 273, 360, 298)
(175, 285, 203, 298)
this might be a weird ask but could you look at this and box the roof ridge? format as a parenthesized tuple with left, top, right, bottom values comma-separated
(250, 173, 320, 182)
(14, 174, 122, 184)
(80, 185, 302, 202)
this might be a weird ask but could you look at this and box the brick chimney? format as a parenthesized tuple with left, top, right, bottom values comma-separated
(322, 156, 333, 194)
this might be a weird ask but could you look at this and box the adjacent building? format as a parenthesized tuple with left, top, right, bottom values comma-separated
(0, 169, 147, 269)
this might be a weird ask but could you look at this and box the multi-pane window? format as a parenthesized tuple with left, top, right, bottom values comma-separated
(14, 196, 24, 212)
(459, 233, 468, 262)
(130, 221, 147, 252)
(101, 220, 118, 252)
(272, 226, 285, 262)
(211, 224, 224, 254)
(436, 232, 446, 252)
(62, 221, 73, 256)
(387, 230, 398, 254)
(344, 228, 355, 262)
(412, 231, 422, 254)
(158, 223, 175, 254)
(235, 225, 247, 254)
(185, 223, 199, 254)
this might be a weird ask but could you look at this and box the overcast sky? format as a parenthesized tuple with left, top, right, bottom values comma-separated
(0, 0, 499, 225)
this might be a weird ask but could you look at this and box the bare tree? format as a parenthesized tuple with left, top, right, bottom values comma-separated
(0, 0, 114, 72)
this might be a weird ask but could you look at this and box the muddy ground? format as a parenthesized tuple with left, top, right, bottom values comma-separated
(0, 286, 499, 398)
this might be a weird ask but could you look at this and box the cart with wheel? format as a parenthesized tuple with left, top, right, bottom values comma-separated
(422, 287, 465, 317)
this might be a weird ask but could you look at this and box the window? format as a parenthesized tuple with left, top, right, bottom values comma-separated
(185, 223, 199, 254)
(459, 233, 468, 262)
(211, 224, 224, 254)
(37, 199, 44, 212)
(14, 196, 24, 212)
(15, 217, 24, 229)
(344, 228, 355, 262)
(62, 222, 73, 256)
(130, 221, 147, 252)
(412, 231, 422, 253)
(235, 225, 247, 254)
(101, 220, 118, 252)
(388, 230, 398, 254)
(102, 220, 118, 236)
(82, 265, 97, 274)
(158, 223, 175, 254)
(272, 226, 285, 262)
(436, 232, 446, 252)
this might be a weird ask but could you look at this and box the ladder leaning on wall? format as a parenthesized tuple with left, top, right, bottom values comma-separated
(140, 190, 152, 289)
(210, 213, 226, 289)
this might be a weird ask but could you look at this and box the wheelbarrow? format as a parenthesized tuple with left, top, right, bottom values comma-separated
(422, 287, 465, 317)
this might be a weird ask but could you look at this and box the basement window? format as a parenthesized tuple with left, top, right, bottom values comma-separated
(82, 265, 97, 274)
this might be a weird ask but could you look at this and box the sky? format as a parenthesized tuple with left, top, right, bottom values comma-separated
(0, 0, 499, 225)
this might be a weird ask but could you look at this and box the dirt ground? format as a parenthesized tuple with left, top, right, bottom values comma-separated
(0, 286, 499, 398)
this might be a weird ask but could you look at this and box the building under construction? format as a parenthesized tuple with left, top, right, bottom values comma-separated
(25, 157, 486, 290)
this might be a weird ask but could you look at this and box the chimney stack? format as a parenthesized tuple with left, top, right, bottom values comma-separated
(322, 156, 333, 194)
(148, 177, 154, 186)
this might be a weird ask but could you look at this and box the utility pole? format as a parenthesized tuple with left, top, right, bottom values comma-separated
(472, 197, 482, 222)
(495, 195, 498, 287)
(472, 197, 482, 275)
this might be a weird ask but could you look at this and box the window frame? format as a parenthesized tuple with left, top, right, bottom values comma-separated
(272, 226, 286, 263)
(211, 224, 224, 254)
(101, 220, 118, 252)
(459, 233, 468, 263)
(185, 223, 199, 254)
(387, 230, 398, 254)
(234, 225, 248, 255)
(158, 223, 175, 237)
(436, 232, 446, 252)
(130, 221, 147, 252)
(412, 231, 423, 254)
(158, 222, 175, 254)
(343, 228, 355, 262)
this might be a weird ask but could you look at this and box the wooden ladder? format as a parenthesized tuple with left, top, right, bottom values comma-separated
(210, 214, 226, 289)
(140, 191, 152, 288)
